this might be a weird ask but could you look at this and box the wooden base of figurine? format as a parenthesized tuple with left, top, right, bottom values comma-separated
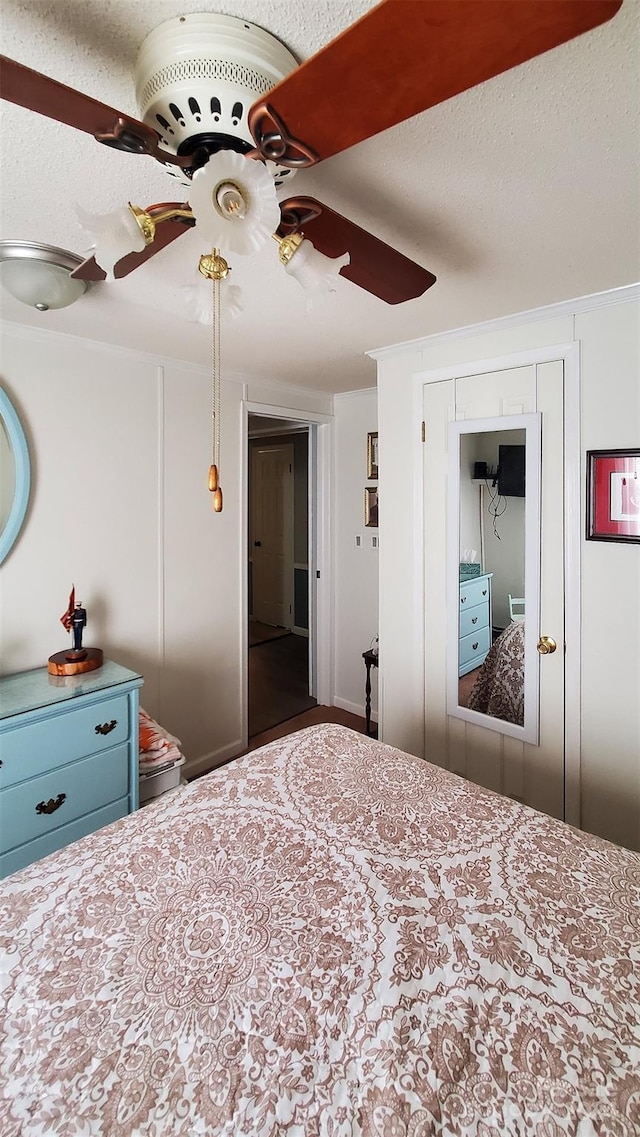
(48, 648, 104, 676)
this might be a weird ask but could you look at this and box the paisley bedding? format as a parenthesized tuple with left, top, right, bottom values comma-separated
(468, 618, 525, 726)
(1, 723, 639, 1136)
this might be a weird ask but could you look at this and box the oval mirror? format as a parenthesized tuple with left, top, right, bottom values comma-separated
(0, 386, 31, 564)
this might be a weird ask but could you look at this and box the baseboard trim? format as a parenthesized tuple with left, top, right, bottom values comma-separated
(184, 738, 244, 780)
(334, 695, 377, 723)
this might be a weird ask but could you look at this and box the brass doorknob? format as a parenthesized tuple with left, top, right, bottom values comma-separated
(537, 635, 557, 655)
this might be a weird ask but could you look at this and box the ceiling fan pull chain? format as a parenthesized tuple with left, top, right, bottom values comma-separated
(211, 257, 223, 512)
(199, 249, 228, 512)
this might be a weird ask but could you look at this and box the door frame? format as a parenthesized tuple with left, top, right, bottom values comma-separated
(411, 342, 581, 824)
(241, 400, 334, 748)
(249, 440, 295, 629)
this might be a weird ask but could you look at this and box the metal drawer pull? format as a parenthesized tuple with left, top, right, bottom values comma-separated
(472, 642, 479, 650)
(461, 596, 466, 603)
(472, 616, 478, 624)
(36, 793, 66, 815)
(95, 719, 117, 736)
(482, 589, 487, 596)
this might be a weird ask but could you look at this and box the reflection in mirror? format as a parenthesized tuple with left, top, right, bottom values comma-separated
(0, 416, 15, 535)
(0, 386, 31, 565)
(447, 414, 541, 744)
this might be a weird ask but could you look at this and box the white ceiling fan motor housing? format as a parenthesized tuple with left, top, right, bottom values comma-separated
(135, 12, 299, 189)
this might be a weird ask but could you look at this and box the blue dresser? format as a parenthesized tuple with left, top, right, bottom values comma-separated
(0, 660, 142, 877)
(459, 573, 493, 677)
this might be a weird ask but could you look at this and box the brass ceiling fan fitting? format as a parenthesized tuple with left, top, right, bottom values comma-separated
(275, 232, 304, 266)
(198, 251, 230, 281)
(130, 202, 195, 245)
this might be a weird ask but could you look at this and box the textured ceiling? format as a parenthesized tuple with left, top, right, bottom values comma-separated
(0, 0, 638, 393)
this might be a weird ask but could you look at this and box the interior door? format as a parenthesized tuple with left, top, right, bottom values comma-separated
(250, 443, 294, 627)
(423, 361, 565, 818)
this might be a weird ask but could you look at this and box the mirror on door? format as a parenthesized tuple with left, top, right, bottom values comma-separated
(446, 413, 542, 744)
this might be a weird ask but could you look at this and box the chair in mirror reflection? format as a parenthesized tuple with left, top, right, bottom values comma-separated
(508, 594, 525, 622)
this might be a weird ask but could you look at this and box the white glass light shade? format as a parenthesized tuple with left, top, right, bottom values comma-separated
(189, 151, 280, 256)
(284, 239, 350, 297)
(181, 277, 243, 324)
(0, 241, 88, 310)
(76, 204, 146, 279)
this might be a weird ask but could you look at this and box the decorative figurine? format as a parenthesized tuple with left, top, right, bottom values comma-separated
(60, 586, 88, 660)
(48, 585, 103, 676)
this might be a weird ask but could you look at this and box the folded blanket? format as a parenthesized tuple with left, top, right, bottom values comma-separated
(138, 707, 184, 771)
(139, 744, 183, 774)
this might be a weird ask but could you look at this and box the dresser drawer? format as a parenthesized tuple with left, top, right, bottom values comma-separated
(460, 603, 489, 639)
(0, 797, 129, 878)
(459, 578, 491, 610)
(459, 625, 491, 672)
(0, 742, 129, 852)
(0, 694, 129, 788)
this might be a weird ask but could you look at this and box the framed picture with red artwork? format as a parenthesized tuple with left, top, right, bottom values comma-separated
(586, 449, 640, 543)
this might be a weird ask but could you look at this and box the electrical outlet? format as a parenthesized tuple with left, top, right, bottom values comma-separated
(372, 535, 378, 548)
(355, 534, 362, 547)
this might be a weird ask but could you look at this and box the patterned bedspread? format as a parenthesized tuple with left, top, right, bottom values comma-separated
(468, 619, 525, 726)
(1, 724, 639, 1136)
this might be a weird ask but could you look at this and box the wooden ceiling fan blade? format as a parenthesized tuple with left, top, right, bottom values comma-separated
(250, 0, 622, 166)
(71, 213, 193, 281)
(279, 196, 436, 304)
(0, 55, 190, 168)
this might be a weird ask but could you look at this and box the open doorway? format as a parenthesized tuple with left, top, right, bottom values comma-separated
(247, 414, 315, 737)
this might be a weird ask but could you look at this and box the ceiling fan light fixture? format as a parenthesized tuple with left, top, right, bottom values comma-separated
(279, 235, 350, 298)
(76, 203, 148, 279)
(0, 241, 88, 311)
(182, 275, 243, 325)
(189, 151, 280, 256)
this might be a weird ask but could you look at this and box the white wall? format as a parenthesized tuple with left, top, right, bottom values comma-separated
(375, 288, 640, 852)
(577, 301, 640, 850)
(0, 323, 332, 771)
(333, 389, 379, 722)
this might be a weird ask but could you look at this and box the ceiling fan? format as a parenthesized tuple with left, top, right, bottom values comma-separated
(0, 0, 623, 305)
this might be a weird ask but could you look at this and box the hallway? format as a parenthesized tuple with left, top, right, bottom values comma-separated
(248, 633, 316, 737)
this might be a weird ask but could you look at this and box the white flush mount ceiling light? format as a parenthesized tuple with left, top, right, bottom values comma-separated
(0, 241, 88, 310)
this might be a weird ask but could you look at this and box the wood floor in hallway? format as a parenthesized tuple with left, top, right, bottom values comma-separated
(248, 633, 316, 737)
(247, 704, 370, 750)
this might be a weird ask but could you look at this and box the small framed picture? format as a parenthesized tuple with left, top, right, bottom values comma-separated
(367, 431, 379, 480)
(586, 449, 640, 543)
(364, 486, 378, 528)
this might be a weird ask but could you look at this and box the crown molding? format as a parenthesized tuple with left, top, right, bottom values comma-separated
(333, 386, 377, 402)
(0, 318, 329, 404)
(367, 283, 640, 362)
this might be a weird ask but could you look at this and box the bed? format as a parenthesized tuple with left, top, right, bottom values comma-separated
(468, 618, 525, 726)
(1, 723, 639, 1135)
